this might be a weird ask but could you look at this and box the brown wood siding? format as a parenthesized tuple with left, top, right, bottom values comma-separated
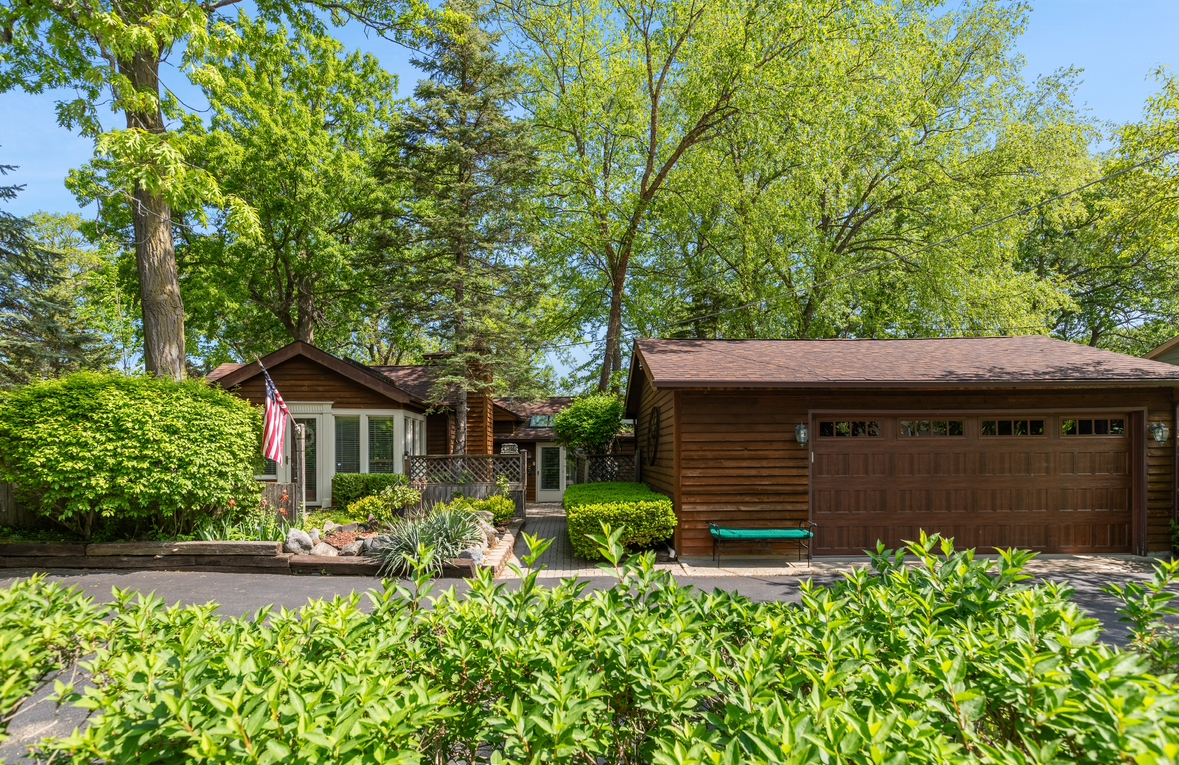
(467, 394, 494, 455)
(227, 356, 411, 410)
(427, 413, 453, 455)
(674, 388, 1176, 558)
(635, 374, 677, 546)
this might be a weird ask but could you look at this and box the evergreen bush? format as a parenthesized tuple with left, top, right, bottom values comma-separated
(564, 482, 675, 558)
(0, 372, 261, 539)
(553, 393, 624, 454)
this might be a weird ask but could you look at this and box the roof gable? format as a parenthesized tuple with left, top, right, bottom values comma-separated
(207, 342, 419, 405)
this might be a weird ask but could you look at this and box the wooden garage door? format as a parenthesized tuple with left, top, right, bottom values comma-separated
(811, 414, 1133, 555)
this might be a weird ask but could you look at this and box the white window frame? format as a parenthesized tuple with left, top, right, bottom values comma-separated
(273, 406, 428, 507)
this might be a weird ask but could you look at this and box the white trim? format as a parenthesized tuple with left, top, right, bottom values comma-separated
(536, 442, 567, 502)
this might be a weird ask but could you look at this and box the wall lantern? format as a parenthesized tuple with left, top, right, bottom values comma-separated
(1149, 422, 1170, 444)
(795, 423, 809, 446)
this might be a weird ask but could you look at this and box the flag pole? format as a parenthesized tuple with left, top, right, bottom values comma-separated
(258, 359, 306, 526)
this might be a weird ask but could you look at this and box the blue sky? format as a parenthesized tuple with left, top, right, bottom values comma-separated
(3, 0, 1178, 217)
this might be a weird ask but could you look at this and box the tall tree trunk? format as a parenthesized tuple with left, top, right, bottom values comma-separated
(599, 274, 625, 391)
(296, 281, 316, 344)
(455, 387, 468, 455)
(120, 50, 185, 378)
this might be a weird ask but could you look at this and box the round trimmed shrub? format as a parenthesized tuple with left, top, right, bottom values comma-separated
(0, 372, 262, 539)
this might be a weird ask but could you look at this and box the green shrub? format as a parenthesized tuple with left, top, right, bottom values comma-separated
(370, 501, 484, 576)
(346, 484, 422, 525)
(563, 481, 664, 510)
(332, 473, 409, 508)
(475, 494, 516, 525)
(553, 393, 624, 454)
(0, 576, 104, 750)
(0, 372, 261, 539)
(34, 535, 1179, 765)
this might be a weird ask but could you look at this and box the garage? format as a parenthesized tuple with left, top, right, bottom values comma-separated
(811, 413, 1135, 555)
(627, 336, 1179, 558)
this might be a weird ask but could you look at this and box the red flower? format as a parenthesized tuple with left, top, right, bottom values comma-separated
(228, 499, 237, 508)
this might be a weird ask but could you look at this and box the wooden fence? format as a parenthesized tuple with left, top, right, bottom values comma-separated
(260, 482, 298, 520)
(0, 482, 38, 529)
(405, 454, 528, 519)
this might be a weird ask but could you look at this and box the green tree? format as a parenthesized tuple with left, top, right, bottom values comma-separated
(376, 0, 549, 452)
(0, 167, 101, 386)
(553, 393, 624, 455)
(622, 0, 1089, 345)
(0, 0, 427, 378)
(178, 15, 400, 366)
(503, 0, 857, 390)
(1019, 72, 1179, 354)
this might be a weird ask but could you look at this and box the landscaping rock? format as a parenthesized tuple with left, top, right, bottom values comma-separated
(323, 521, 338, 532)
(310, 542, 338, 557)
(284, 529, 314, 555)
(309, 528, 321, 544)
(361, 537, 376, 553)
(476, 519, 498, 547)
(339, 541, 364, 557)
(473, 510, 494, 525)
(458, 547, 484, 566)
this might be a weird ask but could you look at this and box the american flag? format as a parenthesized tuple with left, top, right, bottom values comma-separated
(262, 368, 290, 465)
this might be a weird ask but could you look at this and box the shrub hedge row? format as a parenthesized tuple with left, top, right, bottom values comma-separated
(331, 473, 408, 508)
(564, 482, 675, 559)
(9, 536, 1178, 764)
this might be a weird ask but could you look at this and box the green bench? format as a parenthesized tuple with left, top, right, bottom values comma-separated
(709, 521, 816, 566)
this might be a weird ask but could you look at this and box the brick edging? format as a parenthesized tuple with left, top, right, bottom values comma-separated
(483, 518, 526, 577)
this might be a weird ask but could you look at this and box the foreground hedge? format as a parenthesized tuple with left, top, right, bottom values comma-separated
(565, 482, 675, 558)
(0, 373, 261, 539)
(0, 577, 103, 751)
(18, 535, 1178, 765)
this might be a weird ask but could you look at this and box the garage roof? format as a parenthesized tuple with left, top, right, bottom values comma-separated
(631, 336, 1179, 390)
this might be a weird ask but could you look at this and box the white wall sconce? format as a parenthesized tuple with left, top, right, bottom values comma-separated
(1149, 422, 1170, 444)
(795, 423, 809, 445)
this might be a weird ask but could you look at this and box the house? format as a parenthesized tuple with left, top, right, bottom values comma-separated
(1146, 335, 1179, 366)
(625, 337, 1179, 558)
(208, 341, 594, 506)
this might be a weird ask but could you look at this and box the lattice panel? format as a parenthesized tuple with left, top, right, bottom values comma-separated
(586, 455, 637, 483)
(405, 454, 527, 487)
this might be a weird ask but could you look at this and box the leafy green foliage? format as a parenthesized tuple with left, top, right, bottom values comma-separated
(0, 576, 103, 751)
(346, 484, 422, 525)
(0, 372, 261, 539)
(331, 473, 409, 508)
(31, 533, 1179, 765)
(1104, 558, 1179, 675)
(478, 494, 516, 525)
(564, 482, 675, 559)
(370, 500, 484, 576)
(552, 394, 624, 454)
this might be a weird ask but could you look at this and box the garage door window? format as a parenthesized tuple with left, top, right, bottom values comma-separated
(981, 419, 1045, 436)
(899, 419, 964, 437)
(1062, 418, 1125, 436)
(818, 420, 881, 437)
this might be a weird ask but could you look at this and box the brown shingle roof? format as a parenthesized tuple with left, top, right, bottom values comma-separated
(633, 337, 1179, 388)
(208, 362, 244, 381)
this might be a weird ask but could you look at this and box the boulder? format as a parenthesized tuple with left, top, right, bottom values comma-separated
(476, 519, 499, 547)
(284, 528, 314, 555)
(361, 537, 376, 553)
(472, 510, 494, 525)
(309, 528, 321, 544)
(310, 542, 338, 557)
(323, 521, 338, 532)
(458, 547, 485, 566)
(339, 541, 364, 557)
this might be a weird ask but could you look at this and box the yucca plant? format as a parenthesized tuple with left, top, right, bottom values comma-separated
(370, 503, 484, 576)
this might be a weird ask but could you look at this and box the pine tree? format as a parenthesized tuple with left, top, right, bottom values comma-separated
(0, 164, 99, 386)
(377, 0, 548, 453)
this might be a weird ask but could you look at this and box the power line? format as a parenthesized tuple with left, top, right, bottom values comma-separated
(668, 147, 1179, 328)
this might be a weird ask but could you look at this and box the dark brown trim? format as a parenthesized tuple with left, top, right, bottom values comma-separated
(211, 342, 420, 406)
(1132, 409, 1149, 555)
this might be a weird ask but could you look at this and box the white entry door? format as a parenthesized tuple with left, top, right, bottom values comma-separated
(536, 443, 566, 502)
